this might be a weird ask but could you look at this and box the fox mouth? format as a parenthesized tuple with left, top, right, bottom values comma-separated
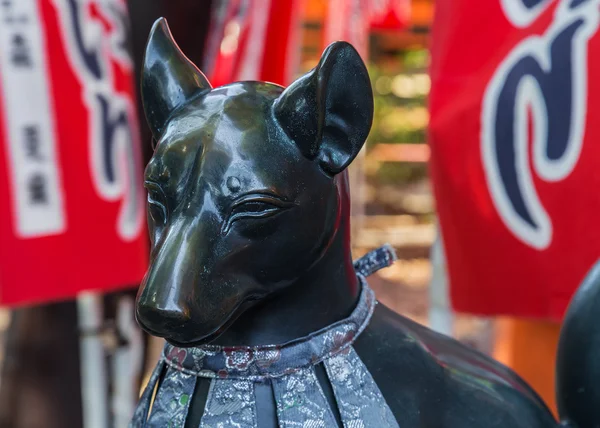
(137, 317, 226, 348)
(136, 293, 265, 348)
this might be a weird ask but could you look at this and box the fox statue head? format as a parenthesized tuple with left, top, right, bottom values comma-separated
(135, 18, 373, 347)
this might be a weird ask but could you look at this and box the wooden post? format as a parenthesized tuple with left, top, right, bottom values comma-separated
(0, 302, 83, 428)
(493, 317, 561, 417)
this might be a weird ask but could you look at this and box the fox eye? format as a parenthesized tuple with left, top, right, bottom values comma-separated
(144, 182, 168, 245)
(223, 194, 294, 233)
(233, 200, 279, 215)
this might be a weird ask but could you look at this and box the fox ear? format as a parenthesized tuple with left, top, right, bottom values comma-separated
(141, 17, 212, 141)
(273, 41, 373, 175)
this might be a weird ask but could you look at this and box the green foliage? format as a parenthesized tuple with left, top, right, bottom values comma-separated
(375, 162, 428, 186)
(404, 49, 429, 69)
(367, 49, 430, 185)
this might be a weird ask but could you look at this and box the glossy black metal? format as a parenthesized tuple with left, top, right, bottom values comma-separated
(134, 17, 598, 427)
(136, 18, 364, 348)
(556, 260, 600, 428)
(126, 0, 215, 165)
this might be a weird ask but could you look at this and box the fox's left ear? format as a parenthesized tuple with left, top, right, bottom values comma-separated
(273, 41, 373, 175)
(141, 17, 212, 142)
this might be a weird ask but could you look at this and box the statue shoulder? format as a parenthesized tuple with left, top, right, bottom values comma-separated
(352, 303, 557, 428)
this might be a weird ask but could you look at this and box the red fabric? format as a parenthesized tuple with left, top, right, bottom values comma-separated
(428, 0, 600, 321)
(369, 1, 410, 31)
(0, 0, 147, 306)
(206, 0, 303, 87)
(323, 0, 369, 59)
(260, 0, 303, 86)
(322, 0, 410, 60)
(205, 0, 249, 88)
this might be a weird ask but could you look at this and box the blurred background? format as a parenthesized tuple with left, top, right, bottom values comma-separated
(0, 0, 593, 426)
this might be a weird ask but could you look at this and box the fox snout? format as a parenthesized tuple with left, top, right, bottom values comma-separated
(136, 264, 213, 347)
(135, 226, 197, 343)
(135, 216, 217, 345)
(135, 216, 256, 346)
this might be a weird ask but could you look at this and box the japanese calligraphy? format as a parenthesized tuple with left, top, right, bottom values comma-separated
(0, 0, 66, 237)
(52, 0, 143, 241)
(482, 0, 600, 249)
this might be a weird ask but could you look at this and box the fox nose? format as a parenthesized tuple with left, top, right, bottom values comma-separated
(135, 300, 192, 338)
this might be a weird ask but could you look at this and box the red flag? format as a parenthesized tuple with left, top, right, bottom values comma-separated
(323, 0, 369, 58)
(0, 0, 148, 306)
(323, 0, 410, 62)
(429, 0, 600, 321)
(369, 0, 410, 32)
(205, 0, 304, 87)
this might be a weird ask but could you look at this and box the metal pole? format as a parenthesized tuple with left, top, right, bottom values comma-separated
(112, 296, 144, 427)
(77, 292, 109, 428)
(429, 222, 455, 336)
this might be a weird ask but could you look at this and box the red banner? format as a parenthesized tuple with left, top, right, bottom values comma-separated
(204, 0, 304, 87)
(323, 0, 370, 59)
(429, 0, 600, 320)
(0, 0, 148, 306)
(322, 0, 410, 68)
(369, 0, 410, 32)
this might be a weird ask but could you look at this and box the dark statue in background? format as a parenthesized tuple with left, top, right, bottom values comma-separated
(131, 17, 600, 428)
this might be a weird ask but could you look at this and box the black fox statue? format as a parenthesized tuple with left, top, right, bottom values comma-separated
(131, 17, 600, 428)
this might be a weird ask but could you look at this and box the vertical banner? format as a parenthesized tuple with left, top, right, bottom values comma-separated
(369, 0, 410, 32)
(323, 0, 411, 238)
(323, 0, 369, 59)
(322, 0, 370, 239)
(428, 0, 600, 320)
(259, 0, 305, 85)
(204, 0, 305, 87)
(323, 0, 410, 59)
(0, 0, 148, 306)
(0, 0, 65, 238)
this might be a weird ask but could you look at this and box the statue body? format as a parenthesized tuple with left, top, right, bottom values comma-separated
(132, 18, 599, 428)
